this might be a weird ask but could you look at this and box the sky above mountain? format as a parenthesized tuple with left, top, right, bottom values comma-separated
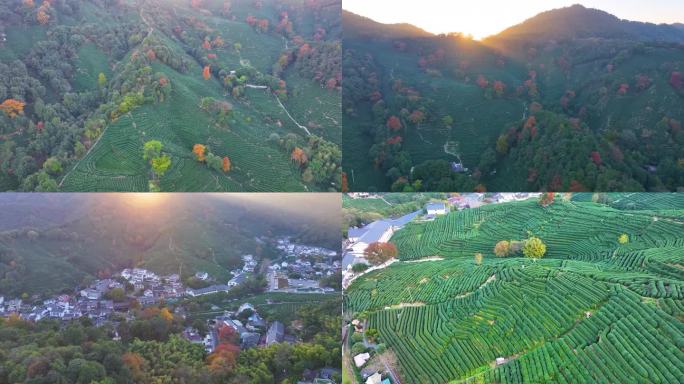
(342, 0, 684, 39)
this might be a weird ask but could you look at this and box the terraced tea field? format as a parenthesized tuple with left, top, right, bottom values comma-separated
(61, 60, 308, 192)
(53, 0, 341, 192)
(345, 194, 684, 383)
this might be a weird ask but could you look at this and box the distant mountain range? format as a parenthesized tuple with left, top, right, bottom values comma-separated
(344, 4, 684, 43)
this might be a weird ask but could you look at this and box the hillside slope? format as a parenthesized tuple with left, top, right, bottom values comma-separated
(0, 0, 341, 192)
(342, 6, 684, 192)
(345, 194, 684, 383)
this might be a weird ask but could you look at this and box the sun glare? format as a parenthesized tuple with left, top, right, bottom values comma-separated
(123, 193, 167, 208)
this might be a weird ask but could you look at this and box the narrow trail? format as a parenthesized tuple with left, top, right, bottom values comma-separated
(273, 92, 311, 136)
(380, 197, 393, 206)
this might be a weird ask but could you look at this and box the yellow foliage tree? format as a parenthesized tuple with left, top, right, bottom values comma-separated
(474, 253, 483, 265)
(618, 234, 629, 244)
(522, 237, 546, 259)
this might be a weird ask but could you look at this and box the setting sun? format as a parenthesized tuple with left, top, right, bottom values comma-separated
(122, 193, 168, 208)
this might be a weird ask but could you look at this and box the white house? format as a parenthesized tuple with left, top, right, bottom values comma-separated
(366, 372, 382, 384)
(195, 271, 209, 280)
(353, 352, 371, 368)
(80, 289, 101, 300)
(426, 202, 448, 215)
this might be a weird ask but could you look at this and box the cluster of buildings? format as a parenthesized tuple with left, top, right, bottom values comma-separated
(181, 301, 339, 383)
(275, 236, 338, 259)
(228, 254, 257, 286)
(0, 268, 187, 323)
(121, 268, 185, 306)
(183, 302, 292, 353)
(266, 237, 340, 293)
(186, 254, 258, 297)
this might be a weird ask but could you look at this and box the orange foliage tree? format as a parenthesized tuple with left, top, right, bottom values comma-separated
(207, 325, 240, 374)
(341, 172, 349, 192)
(222, 156, 231, 172)
(207, 343, 239, 374)
(539, 192, 555, 207)
(203, 65, 211, 80)
(0, 99, 26, 118)
(160, 307, 173, 321)
(364, 242, 398, 265)
(122, 352, 146, 381)
(22, 0, 35, 7)
(193, 144, 206, 162)
(291, 147, 308, 165)
(37, 2, 50, 24)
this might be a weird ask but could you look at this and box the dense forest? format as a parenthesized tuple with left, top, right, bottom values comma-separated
(0, 296, 341, 383)
(342, 5, 684, 192)
(0, 0, 342, 192)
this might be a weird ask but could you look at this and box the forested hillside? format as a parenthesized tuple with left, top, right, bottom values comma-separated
(0, 0, 341, 192)
(345, 193, 684, 383)
(342, 5, 684, 192)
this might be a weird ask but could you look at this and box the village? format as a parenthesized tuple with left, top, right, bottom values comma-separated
(0, 267, 185, 325)
(267, 236, 340, 293)
(0, 237, 341, 383)
(0, 238, 340, 334)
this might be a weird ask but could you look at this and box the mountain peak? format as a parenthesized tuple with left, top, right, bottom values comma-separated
(343, 10, 433, 39)
(487, 4, 684, 43)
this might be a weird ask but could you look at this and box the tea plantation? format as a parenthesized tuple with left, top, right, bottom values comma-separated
(345, 194, 684, 383)
(0, 0, 341, 192)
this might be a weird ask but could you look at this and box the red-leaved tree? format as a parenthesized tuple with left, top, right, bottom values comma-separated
(386, 116, 401, 131)
(364, 242, 398, 265)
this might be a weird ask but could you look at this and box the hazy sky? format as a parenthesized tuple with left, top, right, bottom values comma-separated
(343, 0, 684, 40)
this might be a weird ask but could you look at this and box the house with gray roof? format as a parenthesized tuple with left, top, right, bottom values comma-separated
(266, 321, 285, 345)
